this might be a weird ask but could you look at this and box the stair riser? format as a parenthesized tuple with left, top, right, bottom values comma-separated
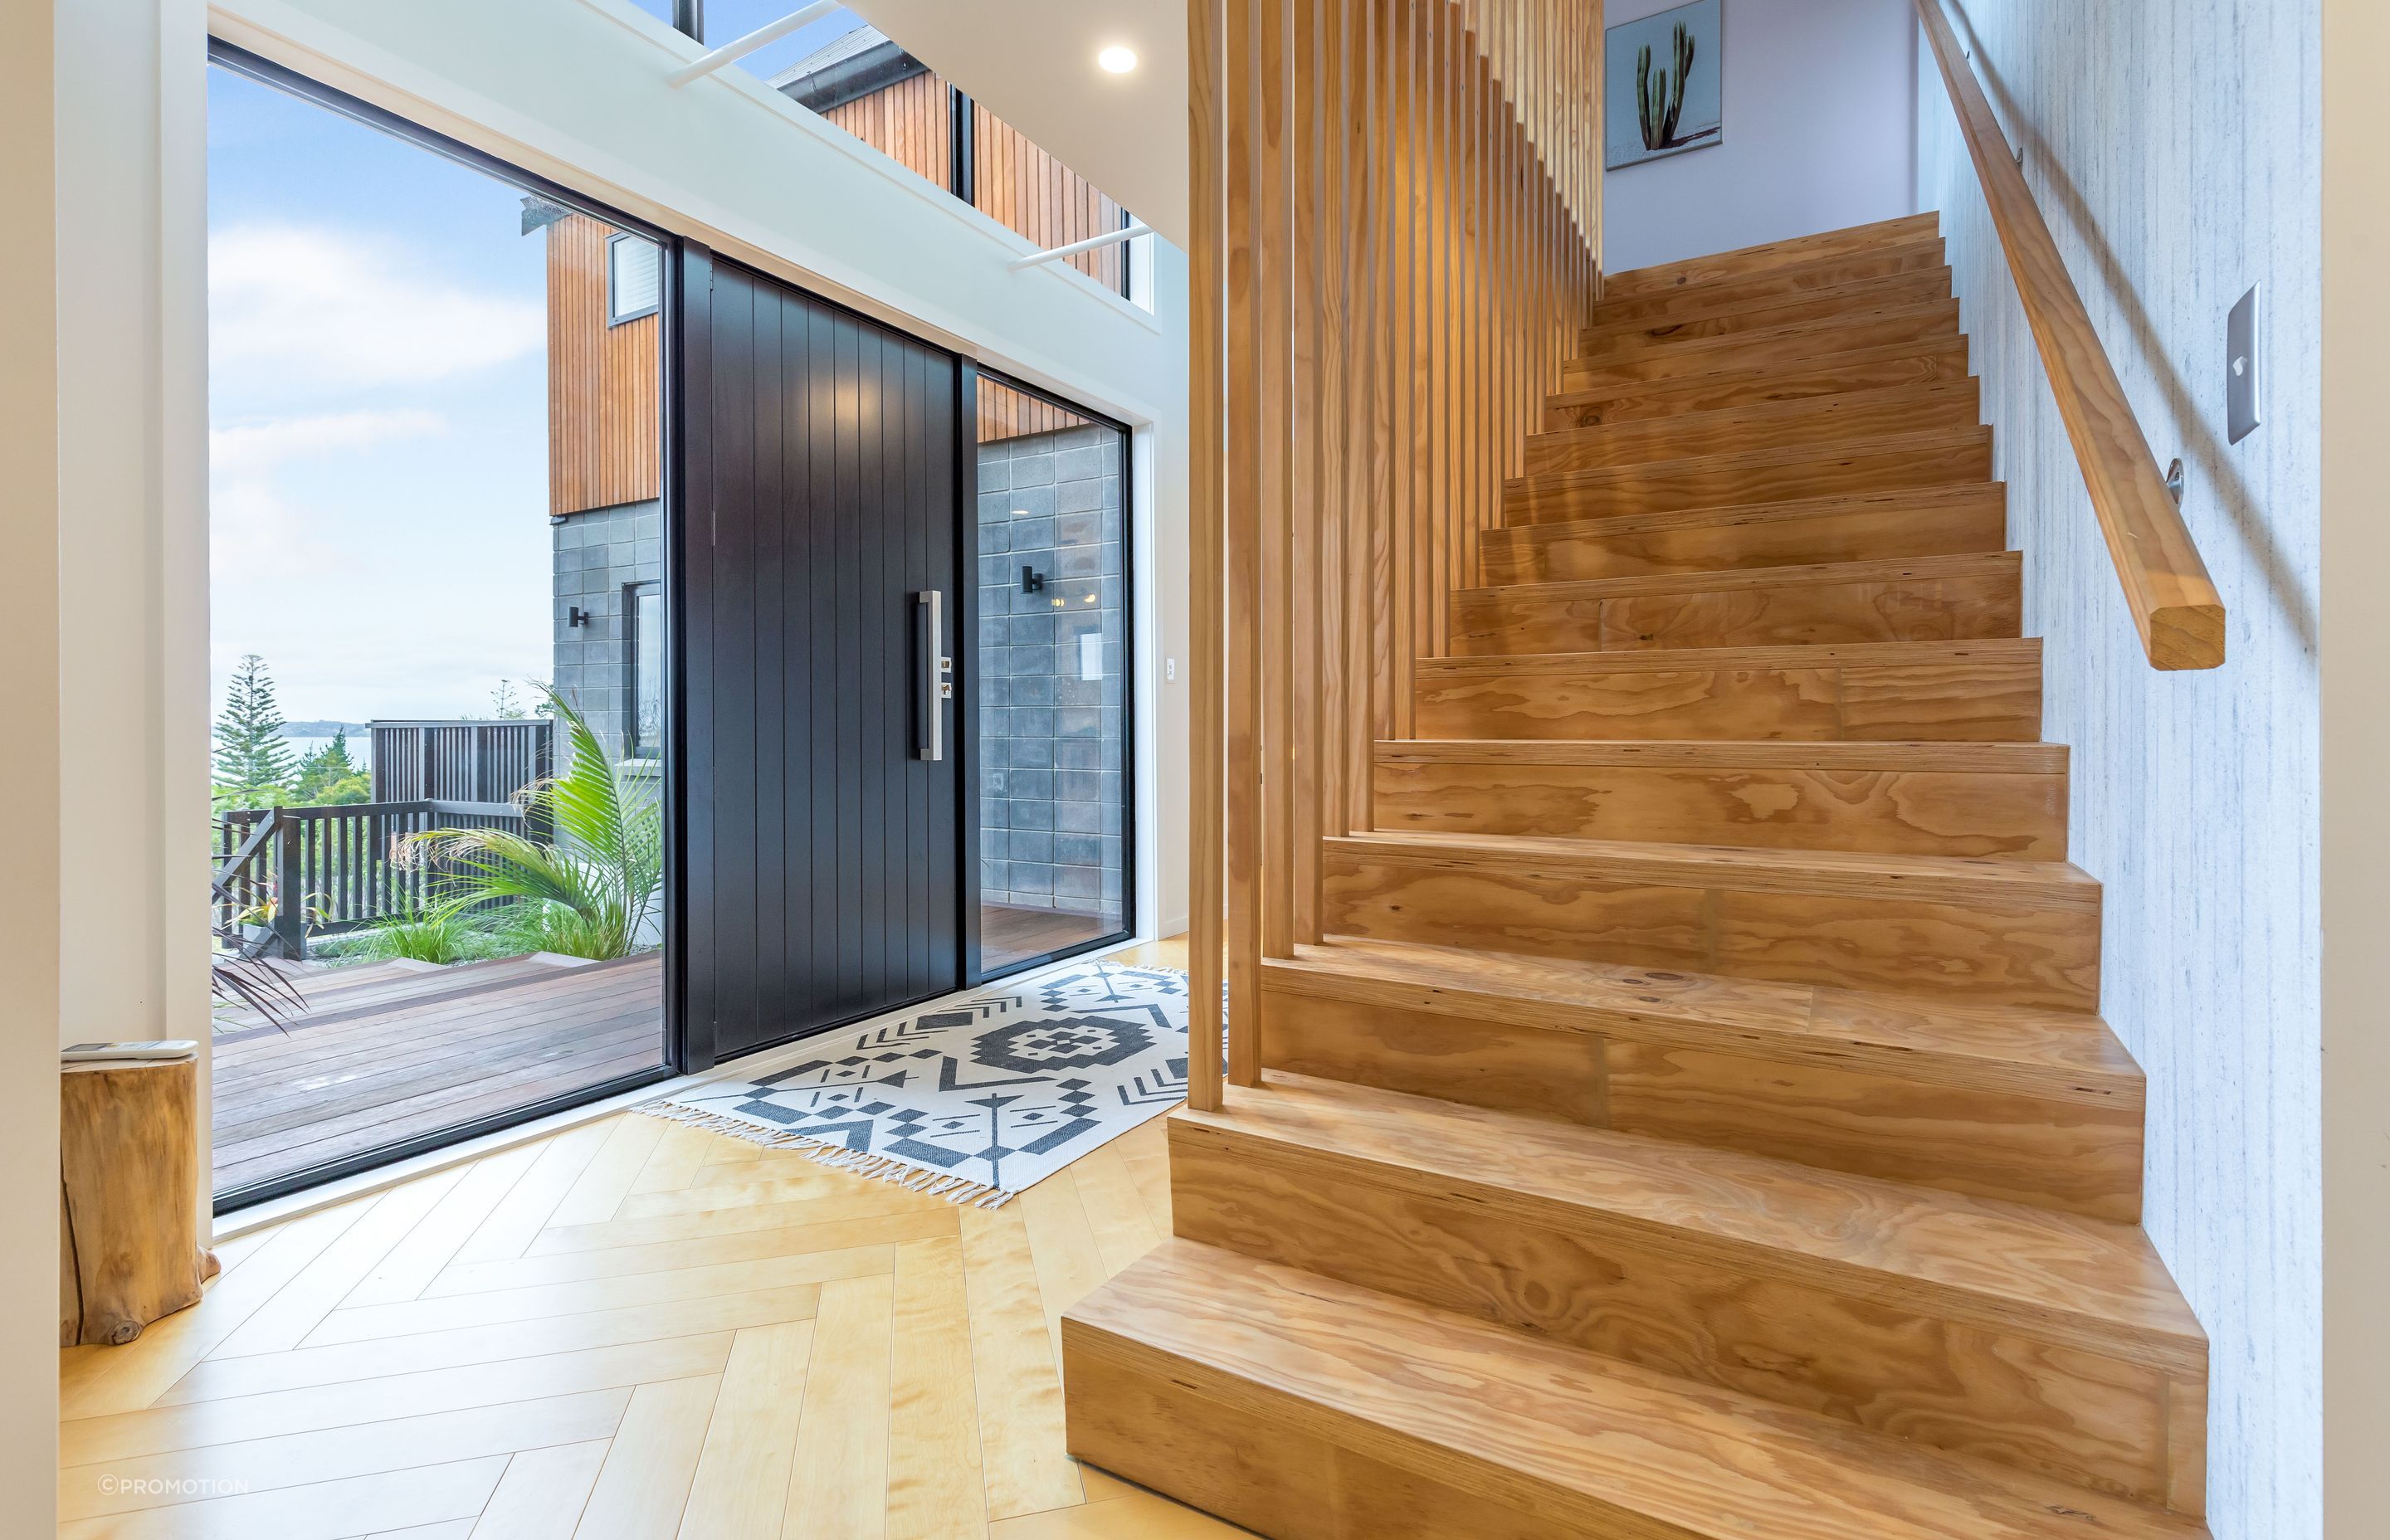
(1606, 212, 1943, 299)
(1505, 436, 1992, 524)
(1319, 849, 2102, 1010)
(1561, 304, 1962, 396)
(1588, 242, 1947, 330)
(1582, 271, 1955, 357)
(1065, 1337, 1584, 1540)
(1544, 342, 1972, 432)
(1415, 651, 2046, 743)
(1524, 384, 1982, 476)
(1481, 494, 2007, 584)
(1170, 1123, 2189, 1509)
(1257, 982, 2145, 1220)
(1450, 566, 2023, 655)
(1372, 759, 2066, 858)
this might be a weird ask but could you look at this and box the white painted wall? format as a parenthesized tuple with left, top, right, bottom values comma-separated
(2318, 2, 2390, 1532)
(2, 3, 61, 1528)
(1916, 6, 2322, 1537)
(1602, 0, 1917, 275)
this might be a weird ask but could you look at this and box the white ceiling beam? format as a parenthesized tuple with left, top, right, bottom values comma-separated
(666, 1, 842, 87)
(1007, 222, 1152, 272)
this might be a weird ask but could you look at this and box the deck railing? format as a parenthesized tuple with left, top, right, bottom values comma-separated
(212, 797, 529, 958)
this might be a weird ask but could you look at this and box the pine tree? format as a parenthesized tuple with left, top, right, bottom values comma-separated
(491, 680, 528, 720)
(212, 653, 298, 807)
(293, 728, 369, 806)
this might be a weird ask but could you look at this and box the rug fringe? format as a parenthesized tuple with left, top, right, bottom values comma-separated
(629, 1100, 1019, 1208)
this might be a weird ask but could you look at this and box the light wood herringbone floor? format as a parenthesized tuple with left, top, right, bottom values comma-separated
(58, 941, 1236, 1539)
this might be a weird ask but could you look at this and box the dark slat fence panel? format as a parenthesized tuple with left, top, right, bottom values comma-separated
(217, 715, 554, 957)
(369, 719, 553, 805)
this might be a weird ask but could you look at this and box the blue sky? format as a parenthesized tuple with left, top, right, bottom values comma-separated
(208, 65, 556, 726)
(206, 6, 861, 729)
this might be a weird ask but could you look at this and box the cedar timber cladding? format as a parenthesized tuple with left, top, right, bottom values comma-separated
(772, 22, 1130, 292)
(547, 212, 661, 519)
(978, 376, 1084, 444)
(820, 68, 951, 187)
(972, 98, 1130, 292)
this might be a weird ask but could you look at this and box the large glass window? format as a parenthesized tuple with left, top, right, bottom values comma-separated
(973, 378, 1132, 974)
(206, 50, 673, 1206)
(685, 5, 1137, 295)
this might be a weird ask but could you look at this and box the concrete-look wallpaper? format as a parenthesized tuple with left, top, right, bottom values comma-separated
(1917, 4, 2321, 1537)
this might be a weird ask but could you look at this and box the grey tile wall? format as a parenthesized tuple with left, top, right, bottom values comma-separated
(977, 422, 1125, 926)
(551, 496, 661, 759)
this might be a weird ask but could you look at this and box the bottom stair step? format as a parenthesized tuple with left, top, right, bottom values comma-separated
(1063, 1239, 2210, 1540)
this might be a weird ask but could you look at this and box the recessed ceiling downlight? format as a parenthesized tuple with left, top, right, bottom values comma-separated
(1098, 45, 1138, 74)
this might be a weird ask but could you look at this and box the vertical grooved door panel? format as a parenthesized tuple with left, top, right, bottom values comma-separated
(690, 260, 962, 1060)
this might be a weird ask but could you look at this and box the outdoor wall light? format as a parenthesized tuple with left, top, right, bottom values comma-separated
(1098, 45, 1137, 74)
(1022, 566, 1047, 594)
(568, 606, 593, 628)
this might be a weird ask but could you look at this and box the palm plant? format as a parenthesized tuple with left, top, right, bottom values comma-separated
(398, 688, 663, 961)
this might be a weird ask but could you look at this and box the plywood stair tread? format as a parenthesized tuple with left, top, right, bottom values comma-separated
(1461, 549, 2022, 603)
(1418, 636, 2042, 678)
(1578, 267, 1955, 349)
(1268, 931, 2135, 1090)
(1601, 212, 1945, 297)
(1587, 241, 1948, 329)
(1558, 301, 1963, 391)
(1486, 484, 2005, 547)
(1328, 826, 2102, 904)
(1374, 736, 2066, 771)
(1544, 338, 1973, 427)
(1507, 427, 1994, 500)
(1524, 380, 1983, 471)
(1193, 1071, 2200, 1359)
(1065, 1238, 2211, 1540)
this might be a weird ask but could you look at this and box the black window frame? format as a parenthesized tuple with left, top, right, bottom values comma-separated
(607, 230, 665, 325)
(959, 367, 1139, 987)
(624, 578, 665, 760)
(203, 38, 685, 1216)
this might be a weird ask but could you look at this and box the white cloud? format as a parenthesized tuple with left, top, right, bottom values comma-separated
(208, 408, 449, 577)
(211, 408, 447, 478)
(210, 222, 543, 391)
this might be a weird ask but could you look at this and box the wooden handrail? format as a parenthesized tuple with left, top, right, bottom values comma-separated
(1914, 0, 2225, 670)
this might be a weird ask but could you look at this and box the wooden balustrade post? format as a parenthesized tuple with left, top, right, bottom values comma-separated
(1223, 0, 1264, 1089)
(271, 809, 305, 959)
(1188, 0, 1226, 1114)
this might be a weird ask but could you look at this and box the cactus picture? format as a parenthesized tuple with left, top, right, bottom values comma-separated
(1607, 0, 1724, 169)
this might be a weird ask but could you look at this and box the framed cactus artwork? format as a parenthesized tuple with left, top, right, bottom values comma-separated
(1606, 0, 1724, 169)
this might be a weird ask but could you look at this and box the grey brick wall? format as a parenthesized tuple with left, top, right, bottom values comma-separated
(976, 422, 1125, 926)
(551, 497, 661, 761)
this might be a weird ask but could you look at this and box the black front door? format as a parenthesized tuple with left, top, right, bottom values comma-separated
(680, 250, 963, 1063)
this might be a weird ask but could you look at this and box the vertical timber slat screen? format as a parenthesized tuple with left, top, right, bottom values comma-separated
(1187, 0, 1601, 1111)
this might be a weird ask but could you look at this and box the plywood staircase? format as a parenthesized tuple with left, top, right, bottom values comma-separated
(1061, 215, 2212, 1538)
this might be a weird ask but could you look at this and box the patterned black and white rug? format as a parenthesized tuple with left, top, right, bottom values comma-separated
(636, 961, 1190, 1206)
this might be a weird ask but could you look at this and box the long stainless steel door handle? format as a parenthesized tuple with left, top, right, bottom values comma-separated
(915, 590, 949, 761)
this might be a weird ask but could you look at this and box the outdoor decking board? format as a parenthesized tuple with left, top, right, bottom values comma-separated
(983, 904, 1115, 968)
(212, 956, 586, 1043)
(212, 955, 667, 1196)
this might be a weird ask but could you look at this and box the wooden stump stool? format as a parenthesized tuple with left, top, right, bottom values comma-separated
(59, 1058, 217, 1347)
